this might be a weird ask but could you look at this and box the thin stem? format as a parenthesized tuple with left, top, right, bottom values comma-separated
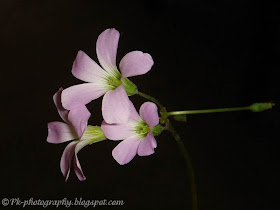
(137, 91, 164, 109)
(166, 106, 251, 117)
(167, 123, 198, 210)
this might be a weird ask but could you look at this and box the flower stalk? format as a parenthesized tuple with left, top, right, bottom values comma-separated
(165, 102, 275, 117)
(137, 91, 164, 109)
(167, 123, 198, 210)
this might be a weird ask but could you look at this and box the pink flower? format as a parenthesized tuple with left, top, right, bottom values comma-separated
(61, 28, 154, 124)
(101, 101, 159, 165)
(47, 88, 104, 181)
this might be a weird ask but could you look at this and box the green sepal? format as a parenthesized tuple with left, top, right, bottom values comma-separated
(173, 114, 187, 122)
(121, 78, 138, 96)
(152, 124, 164, 136)
(82, 126, 107, 144)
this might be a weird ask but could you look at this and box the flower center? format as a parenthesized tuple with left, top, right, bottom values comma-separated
(105, 70, 122, 90)
(134, 121, 150, 138)
(107, 76, 122, 90)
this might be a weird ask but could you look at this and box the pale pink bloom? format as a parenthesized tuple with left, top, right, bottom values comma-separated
(47, 88, 91, 181)
(61, 28, 154, 124)
(101, 101, 159, 165)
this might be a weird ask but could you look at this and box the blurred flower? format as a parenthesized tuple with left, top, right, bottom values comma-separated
(102, 101, 159, 165)
(47, 88, 105, 181)
(62, 28, 154, 124)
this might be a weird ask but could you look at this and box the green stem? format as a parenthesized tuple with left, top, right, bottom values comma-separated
(167, 123, 198, 210)
(137, 91, 164, 109)
(165, 102, 275, 116)
(166, 106, 251, 116)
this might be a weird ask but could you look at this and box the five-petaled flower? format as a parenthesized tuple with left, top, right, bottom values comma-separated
(47, 88, 105, 181)
(102, 101, 159, 165)
(61, 28, 154, 124)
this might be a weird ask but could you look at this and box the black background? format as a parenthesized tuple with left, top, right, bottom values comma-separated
(1, 0, 279, 209)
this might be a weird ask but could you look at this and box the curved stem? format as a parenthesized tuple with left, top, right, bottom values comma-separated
(167, 123, 198, 210)
(137, 91, 164, 109)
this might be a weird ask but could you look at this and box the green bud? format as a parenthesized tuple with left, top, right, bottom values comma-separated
(152, 124, 164, 136)
(250, 103, 275, 112)
(121, 78, 138, 96)
(173, 114, 187, 122)
(81, 125, 106, 144)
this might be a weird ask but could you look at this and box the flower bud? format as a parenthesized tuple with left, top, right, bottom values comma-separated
(249, 103, 275, 112)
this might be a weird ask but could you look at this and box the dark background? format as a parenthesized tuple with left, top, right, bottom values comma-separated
(1, 0, 279, 209)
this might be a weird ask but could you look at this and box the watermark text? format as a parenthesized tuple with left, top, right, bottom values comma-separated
(1, 197, 124, 208)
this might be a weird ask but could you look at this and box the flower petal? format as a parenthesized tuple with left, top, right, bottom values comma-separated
(68, 106, 91, 139)
(62, 83, 106, 110)
(151, 132, 157, 148)
(47, 122, 78, 144)
(96, 28, 120, 74)
(72, 50, 107, 83)
(53, 88, 69, 122)
(60, 141, 78, 181)
(102, 85, 130, 124)
(73, 139, 91, 181)
(128, 100, 141, 122)
(137, 132, 156, 156)
(101, 121, 133, 141)
(139, 102, 159, 128)
(119, 51, 154, 78)
(112, 136, 141, 165)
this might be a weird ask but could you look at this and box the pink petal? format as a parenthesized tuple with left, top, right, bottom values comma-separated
(62, 83, 106, 110)
(47, 122, 78, 144)
(72, 51, 107, 83)
(102, 85, 130, 124)
(119, 51, 154, 78)
(68, 106, 91, 139)
(128, 100, 141, 122)
(53, 88, 69, 123)
(96, 28, 120, 73)
(137, 132, 156, 156)
(73, 139, 91, 181)
(101, 121, 133, 141)
(60, 141, 78, 181)
(139, 102, 159, 128)
(112, 137, 141, 165)
(151, 132, 157, 148)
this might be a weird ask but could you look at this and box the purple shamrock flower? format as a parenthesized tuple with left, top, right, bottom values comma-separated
(61, 28, 154, 124)
(47, 88, 105, 181)
(101, 101, 159, 165)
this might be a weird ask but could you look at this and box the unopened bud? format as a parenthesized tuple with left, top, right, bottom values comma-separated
(250, 103, 275, 112)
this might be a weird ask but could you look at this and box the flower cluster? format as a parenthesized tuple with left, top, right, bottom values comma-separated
(47, 29, 159, 181)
